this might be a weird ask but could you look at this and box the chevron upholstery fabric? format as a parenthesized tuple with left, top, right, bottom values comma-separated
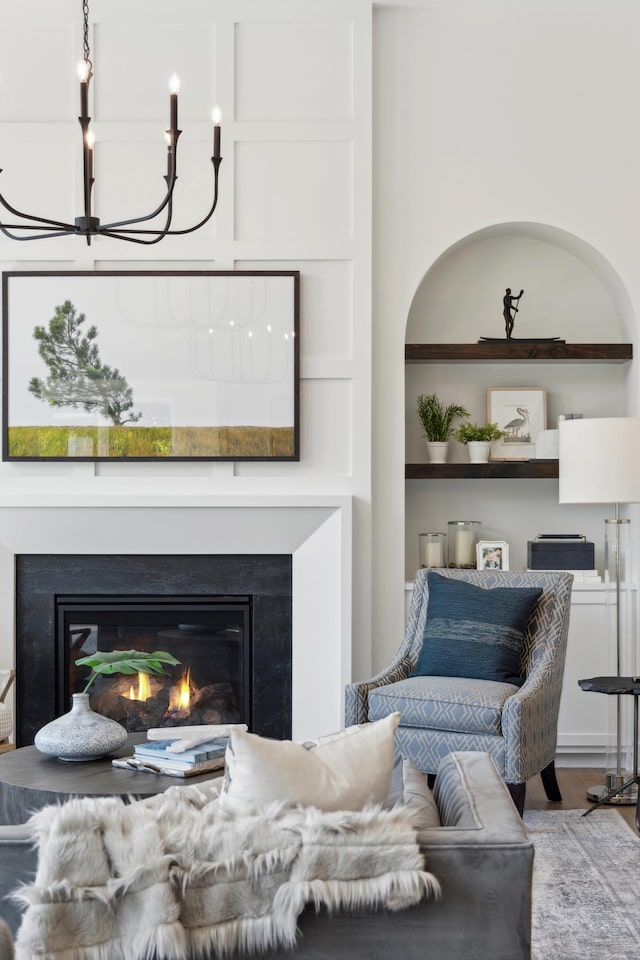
(345, 568, 573, 786)
(368, 676, 517, 735)
(392, 725, 506, 780)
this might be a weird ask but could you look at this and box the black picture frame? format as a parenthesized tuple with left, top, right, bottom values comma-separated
(2, 270, 300, 462)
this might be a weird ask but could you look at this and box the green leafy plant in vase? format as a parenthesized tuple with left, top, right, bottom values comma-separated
(417, 393, 469, 463)
(76, 649, 180, 693)
(453, 421, 507, 463)
(34, 649, 180, 761)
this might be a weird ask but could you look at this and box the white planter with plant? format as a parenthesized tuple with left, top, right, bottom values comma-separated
(453, 422, 507, 463)
(34, 649, 180, 761)
(417, 394, 469, 463)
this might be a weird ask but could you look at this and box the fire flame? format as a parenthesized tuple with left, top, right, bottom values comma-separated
(168, 669, 192, 713)
(128, 672, 152, 702)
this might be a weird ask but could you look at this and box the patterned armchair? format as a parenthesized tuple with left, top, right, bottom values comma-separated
(345, 568, 573, 813)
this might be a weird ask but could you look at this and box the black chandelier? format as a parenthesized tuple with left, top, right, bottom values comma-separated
(0, 0, 222, 245)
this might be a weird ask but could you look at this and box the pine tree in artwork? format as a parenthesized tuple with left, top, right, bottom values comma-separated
(28, 300, 141, 426)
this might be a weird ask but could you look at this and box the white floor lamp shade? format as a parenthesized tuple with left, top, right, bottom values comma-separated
(559, 417, 640, 802)
(558, 417, 640, 505)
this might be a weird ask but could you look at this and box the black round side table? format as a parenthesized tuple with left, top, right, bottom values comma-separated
(578, 676, 640, 830)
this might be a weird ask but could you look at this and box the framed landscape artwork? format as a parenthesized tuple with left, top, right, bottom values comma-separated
(487, 387, 546, 461)
(2, 270, 300, 461)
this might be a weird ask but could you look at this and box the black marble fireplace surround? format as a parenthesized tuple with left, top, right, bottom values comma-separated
(15, 554, 292, 747)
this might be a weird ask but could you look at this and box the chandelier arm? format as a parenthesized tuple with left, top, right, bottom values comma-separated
(0, 184, 77, 231)
(94, 229, 173, 245)
(97, 159, 221, 238)
(97, 181, 176, 232)
(97, 186, 177, 233)
(152, 158, 221, 235)
(98, 145, 180, 231)
(0, 224, 75, 241)
(95, 175, 176, 244)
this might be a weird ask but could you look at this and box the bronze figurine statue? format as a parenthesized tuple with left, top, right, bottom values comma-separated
(478, 288, 563, 343)
(503, 288, 524, 339)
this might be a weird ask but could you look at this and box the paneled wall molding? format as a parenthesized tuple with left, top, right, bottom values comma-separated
(0, 0, 374, 686)
(0, 0, 370, 474)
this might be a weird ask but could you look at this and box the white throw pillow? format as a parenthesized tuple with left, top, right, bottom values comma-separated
(221, 712, 401, 812)
(402, 760, 440, 829)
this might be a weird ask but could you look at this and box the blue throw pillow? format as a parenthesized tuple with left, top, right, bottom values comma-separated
(410, 572, 542, 687)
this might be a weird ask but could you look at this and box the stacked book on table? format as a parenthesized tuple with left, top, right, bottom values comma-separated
(113, 723, 246, 777)
(123, 738, 227, 777)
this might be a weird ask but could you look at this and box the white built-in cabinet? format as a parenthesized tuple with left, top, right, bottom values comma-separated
(556, 586, 609, 765)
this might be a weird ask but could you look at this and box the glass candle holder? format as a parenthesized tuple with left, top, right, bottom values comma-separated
(419, 533, 447, 569)
(447, 520, 481, 568)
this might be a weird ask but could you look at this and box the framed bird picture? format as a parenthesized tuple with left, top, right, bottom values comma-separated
(487, 387, 546, 461)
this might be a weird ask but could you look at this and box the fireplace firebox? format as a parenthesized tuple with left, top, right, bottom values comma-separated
(15, 554, 292, 746)
(57, 595, 251, 733)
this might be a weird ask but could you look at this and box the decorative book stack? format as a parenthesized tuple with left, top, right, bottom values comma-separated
(113, 737, 228, 777)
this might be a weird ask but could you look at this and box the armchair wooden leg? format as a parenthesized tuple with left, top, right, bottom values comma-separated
(507, 782, 526, 816)
(540, 760, 562, 802)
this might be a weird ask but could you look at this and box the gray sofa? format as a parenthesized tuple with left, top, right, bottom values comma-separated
(0, 751, 533, 960)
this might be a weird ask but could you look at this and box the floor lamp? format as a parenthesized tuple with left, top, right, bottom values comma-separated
(559, 417, 640, 803)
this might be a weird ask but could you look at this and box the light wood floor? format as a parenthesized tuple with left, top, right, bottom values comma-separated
(525, 767, 639, 832)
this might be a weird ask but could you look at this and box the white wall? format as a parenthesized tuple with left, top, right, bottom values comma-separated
(373, 0, 640, 671)
(0, 1, 373, 689)
(6, 0, 640, 705)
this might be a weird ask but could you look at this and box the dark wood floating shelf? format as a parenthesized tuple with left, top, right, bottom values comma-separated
(406, 460, 560, 480)
(405, 343, 632, 363)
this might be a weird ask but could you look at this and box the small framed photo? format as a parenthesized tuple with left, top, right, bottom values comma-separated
(476, 540, 510, 571)
(487, 387, 546, 460)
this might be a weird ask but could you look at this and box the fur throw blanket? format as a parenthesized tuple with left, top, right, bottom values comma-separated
(13, 779, 439, 960)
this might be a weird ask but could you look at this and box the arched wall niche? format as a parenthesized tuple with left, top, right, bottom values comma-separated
(404, 221, 637, 578)
(407, 221, 635, 345)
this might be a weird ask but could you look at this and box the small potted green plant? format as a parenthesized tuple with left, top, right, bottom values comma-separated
(417, 394, 470, 463)
(453, 421, 506, 463)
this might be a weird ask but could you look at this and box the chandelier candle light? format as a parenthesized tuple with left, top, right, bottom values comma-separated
(0, 0, 223, 244)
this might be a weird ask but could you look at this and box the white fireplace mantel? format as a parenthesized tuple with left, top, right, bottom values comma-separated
(0, 484, 352, 742)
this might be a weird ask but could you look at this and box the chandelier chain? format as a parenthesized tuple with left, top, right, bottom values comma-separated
(82, 0, 92, 70)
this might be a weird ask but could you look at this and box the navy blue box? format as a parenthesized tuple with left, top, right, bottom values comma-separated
(527, 539, 595, 570)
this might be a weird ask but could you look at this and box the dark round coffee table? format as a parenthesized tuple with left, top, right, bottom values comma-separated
(0, 733, 223, 825)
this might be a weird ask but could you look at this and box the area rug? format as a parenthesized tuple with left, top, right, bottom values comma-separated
(524, 809, 640, 959)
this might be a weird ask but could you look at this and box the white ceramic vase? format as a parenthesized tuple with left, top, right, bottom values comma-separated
(425, 441, 449, 463)
(34, 692, 128, 761)
(467, 441, 492, 463)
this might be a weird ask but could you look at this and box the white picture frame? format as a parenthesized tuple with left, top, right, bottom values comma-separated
(487, 387, 546, 460)
(476, 540, 510, 571)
